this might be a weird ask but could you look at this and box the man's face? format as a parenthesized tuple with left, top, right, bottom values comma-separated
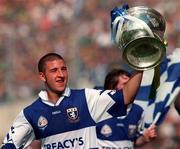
(39, 59, 68, 94)
(116, 74, 130, 90)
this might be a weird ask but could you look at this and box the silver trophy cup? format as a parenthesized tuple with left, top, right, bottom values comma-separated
(118, 6, 166, 70)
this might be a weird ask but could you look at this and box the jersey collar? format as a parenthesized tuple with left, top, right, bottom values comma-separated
(38, 87, 71, 106)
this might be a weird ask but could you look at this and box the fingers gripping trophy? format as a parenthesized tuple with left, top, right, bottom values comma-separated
(111, 4, 167, 71)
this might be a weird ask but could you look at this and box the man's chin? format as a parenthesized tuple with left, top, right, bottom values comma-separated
(56, 88, 66, 95)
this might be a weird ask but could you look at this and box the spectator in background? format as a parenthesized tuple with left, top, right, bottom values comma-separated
(1, 53, 143, 149)
(96, 68, 157, 149)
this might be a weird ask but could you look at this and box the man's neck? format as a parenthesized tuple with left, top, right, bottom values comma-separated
(47, 91, 63, 105)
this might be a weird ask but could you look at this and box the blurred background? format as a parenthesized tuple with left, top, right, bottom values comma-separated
(0, 0, 179, 148)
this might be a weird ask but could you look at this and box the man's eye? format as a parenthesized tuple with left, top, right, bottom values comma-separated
(62, 67, 67, 71)
(50, 68, 57, 72)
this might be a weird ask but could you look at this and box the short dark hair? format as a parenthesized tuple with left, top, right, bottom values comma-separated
(38, 53, 64, 72)
(104, 69, 131, 90)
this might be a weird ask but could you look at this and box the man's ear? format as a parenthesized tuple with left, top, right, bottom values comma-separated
(39, 72, 46, 82)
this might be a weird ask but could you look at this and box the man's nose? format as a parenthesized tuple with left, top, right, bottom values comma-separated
(57, 70, 64, 77)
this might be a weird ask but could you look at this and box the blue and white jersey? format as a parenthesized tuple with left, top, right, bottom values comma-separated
(1, 87, 126, 149)
(96, 104, 143, 149)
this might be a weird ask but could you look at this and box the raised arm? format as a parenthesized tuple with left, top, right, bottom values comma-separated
(123, 71, 143, 105)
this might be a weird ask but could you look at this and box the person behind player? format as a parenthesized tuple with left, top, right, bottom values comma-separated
(96, 68, 157, 149)
(1, 53, 143, 149)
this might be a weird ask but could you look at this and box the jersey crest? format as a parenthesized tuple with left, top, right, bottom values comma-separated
(128, 124, 137, 138)
(100, 124, 112, 137)
(67, 107, 80, 122)
(38, 116, 48, 130)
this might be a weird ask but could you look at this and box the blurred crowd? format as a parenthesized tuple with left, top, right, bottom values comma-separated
(0, 0, 179, 148)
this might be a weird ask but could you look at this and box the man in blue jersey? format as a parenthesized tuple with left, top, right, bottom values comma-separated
(96, 68, 157, 149)
(1, 53, 143, 149)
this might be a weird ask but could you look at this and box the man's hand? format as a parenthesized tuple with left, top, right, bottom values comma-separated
(134, 124, 157, 147)
(143, 124, 157, 142)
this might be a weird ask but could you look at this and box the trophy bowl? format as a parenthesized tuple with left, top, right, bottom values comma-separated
(123, 37, 166, 70)
(117, 6, 166, 70)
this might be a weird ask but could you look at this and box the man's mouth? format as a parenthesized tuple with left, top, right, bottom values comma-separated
(56, 78, 64, 82)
